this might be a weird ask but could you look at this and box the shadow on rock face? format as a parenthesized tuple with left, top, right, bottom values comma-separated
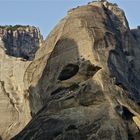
(105, 7, 140, 140)
(12, 36, 104, 140)
(12, 3, 140, 140)
(28, 36, 102, 116)
(107, 7, 140, 103)
(28, 38, 80, 115)
(58, 64, 79, 81)
(115, 105, 134, 120)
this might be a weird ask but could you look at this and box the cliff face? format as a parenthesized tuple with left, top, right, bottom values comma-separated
(0, 26, 42, 139)
(11, 1, 140, 140)
(1, 1, 140, 140)
(0, 25, 42, 60)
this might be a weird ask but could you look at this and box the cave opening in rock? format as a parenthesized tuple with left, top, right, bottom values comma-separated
(115, 105, 134, 120)
(86, 64, 101, 77)
(122, 106, 134, 120)
(58, 64, 79, 81)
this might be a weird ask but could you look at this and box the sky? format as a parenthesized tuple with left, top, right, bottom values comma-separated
(0, 0, 140, 39)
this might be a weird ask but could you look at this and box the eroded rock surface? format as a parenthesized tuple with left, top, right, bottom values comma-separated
(0, 25, 42, 60)
(5, 1, 140, 140)
(0, 26, 42, 139)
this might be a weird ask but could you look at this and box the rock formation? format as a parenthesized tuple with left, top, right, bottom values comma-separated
(1, 1, 140, 140)
(0, 25, 42, 60)
(0, 26, 42, 139)
(11, 1, 140, 140)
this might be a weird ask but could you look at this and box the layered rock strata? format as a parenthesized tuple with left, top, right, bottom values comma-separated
(12, 1, 140, 140)
(1, 1, 140, 140)
(0, 26, 42, 139)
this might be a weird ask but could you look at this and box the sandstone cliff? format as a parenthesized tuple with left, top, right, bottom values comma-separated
(0, 26, 42, 139)
(1, 1, 140, 140)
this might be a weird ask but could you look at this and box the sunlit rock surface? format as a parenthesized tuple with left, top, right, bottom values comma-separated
(0, 26, 42, 139)
(1, 1, 140, 140)
(12, 1, 140, 140)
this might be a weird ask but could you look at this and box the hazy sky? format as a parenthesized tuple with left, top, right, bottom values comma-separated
(0, 0, 140, 39)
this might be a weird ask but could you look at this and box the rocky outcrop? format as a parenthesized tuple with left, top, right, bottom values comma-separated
(0, 59, 31, 140)
(0, 25, 42, 60)
(0, 26, 42, 139)
(0, 1, 138, 140)
(10, 1, 140, 140)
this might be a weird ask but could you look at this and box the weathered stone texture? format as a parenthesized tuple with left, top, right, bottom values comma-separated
(0, 26, 42, 139)
(0, 25, 42, 60)
(1, 1, 140, 140)
(11, 1, 140, 140)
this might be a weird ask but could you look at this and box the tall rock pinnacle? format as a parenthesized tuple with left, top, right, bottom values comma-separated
(1, 1, 140, 140)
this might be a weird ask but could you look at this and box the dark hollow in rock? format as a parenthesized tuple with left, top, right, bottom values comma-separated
(51, 84, 79, 97)
(115, 80, 127, 90)
(122, 106, 134, 120)
(128, 130, 134, 140)
(66, 125, 77, 131)
(53, 131, 62, 137)
(115, 105, 134, 120)
(86, 64, 101, 77)
(51, 87, 65, 96)
(58, 64, 79, 81)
